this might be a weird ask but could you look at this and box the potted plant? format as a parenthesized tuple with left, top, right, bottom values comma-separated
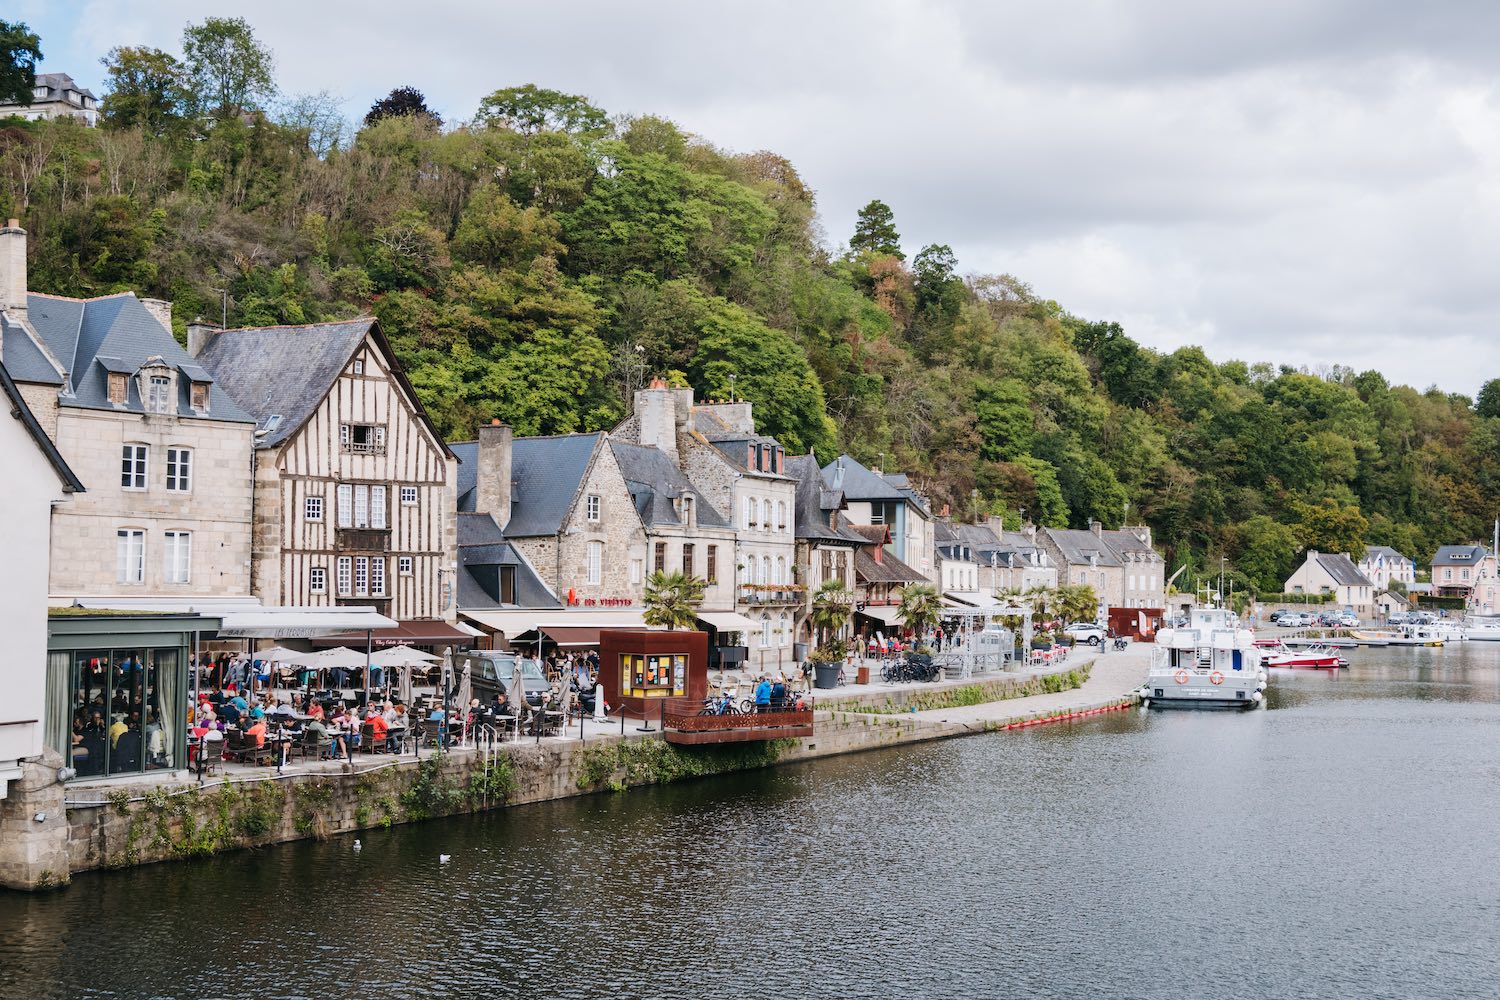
(808, 579, 854, 689)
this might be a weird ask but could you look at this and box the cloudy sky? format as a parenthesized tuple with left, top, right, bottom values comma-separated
(17, 1, 1500, 394)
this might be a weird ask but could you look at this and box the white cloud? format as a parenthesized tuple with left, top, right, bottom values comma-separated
(17, 0, 1500, 394)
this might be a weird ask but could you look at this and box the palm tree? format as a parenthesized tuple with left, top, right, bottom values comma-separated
(1057, 584, 1099, 625)
(809, 579, 854, 653)
(897, 582, 941, 639)
(642, 571, 705, 631)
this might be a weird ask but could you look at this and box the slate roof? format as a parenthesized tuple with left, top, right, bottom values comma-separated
(1, 315, 64, 385)
(1, 361, 83, 492)
(452, 433, 602, 537)
(30, 73, 97, 103)
(456, 512, 560, 610)
(821, 455, 906, 501)
(196, 318, 373, 446)
(1101, 528, 1159, 560)
(854, 546, 927, 585)
(610, 441, 729, 529)
(1362, 545, 1412, 565)
(1311, 552, 1373, 588)
(24, 293, 255, 423)
(1432, 545, 1488, 566)
(1043, 527, 1123, 567)
(882, 472, 932, 516)
(785, 454, 864, 544)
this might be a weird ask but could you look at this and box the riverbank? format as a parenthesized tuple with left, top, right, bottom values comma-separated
(2, 644, 1150, 890)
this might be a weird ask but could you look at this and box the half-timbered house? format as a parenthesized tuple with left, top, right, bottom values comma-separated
(195, 318, 463, 644)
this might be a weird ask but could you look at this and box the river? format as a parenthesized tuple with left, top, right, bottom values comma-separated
(3, 643, 1499, 999)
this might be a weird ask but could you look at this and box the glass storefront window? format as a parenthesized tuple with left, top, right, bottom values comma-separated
(65, 646, 185, 779)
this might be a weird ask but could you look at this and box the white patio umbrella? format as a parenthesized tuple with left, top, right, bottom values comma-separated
(253, 646, 306, 698)
(283, 646, 370, 694)
(456, 662, 472, 743)
(368, 645, 439, 705)
(511, 658, 527, 738)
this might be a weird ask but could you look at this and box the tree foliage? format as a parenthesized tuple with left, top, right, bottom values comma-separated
(100, 46, 192, 136)
(0, 19, 41, 106)
(181, 16, 275, 119)
(850, 198, 901, 258)
(364, 86, 440, 128)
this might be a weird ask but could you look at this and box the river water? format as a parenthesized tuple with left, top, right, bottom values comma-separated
(4, 644, 1500, 999)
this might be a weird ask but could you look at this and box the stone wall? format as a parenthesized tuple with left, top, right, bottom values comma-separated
(17, 380, 59, 438)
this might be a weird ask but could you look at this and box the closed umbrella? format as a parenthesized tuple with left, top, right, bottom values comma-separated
(456, 662, 472, 743)
(399, 663, 413, 707)
(511, 658, 527, 738)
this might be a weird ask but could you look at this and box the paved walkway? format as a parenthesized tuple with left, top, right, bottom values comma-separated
(901, 641, 1151, 725)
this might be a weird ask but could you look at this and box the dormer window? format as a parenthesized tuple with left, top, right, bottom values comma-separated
(146, 375, 172, 413)
(107, 373, 128, 405)
(190, 381, 209, 411)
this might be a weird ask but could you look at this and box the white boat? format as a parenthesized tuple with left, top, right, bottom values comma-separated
(1428, 620, 1467, 642)
(1138, 606, 1266, 710)
(1351, 625, 1445, 647)
(1463, 617, 1500, 641)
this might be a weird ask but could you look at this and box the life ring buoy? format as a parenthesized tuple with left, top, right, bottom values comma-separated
(1173, 669, 1190, 685)
(1210, 671, 1225, 686)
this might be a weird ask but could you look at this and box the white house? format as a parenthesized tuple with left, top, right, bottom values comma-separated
(0, 361, 82, 797)
(1358, 545, 1415, 592)
(1284, 550, 1375, 617)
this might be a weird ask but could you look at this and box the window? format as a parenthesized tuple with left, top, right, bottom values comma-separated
(586, 494, 601, 522)
(401, 486, 418, 506)
(354, 486, 369, 527)
(654, 542, 666, 573)
(500, 566, 516, 604)
(337, 557, 352, 596)
(310, 567, 327, 594)
(1462, 568, 1471, 581)
(773, 556, 785, 585)
(631, 559, 643, 585)
(762, 499, 773, 530)
(761, 615, 772, 648)
(745, 496, 756, 528)
(371, 557, 386, 597)
(587, 541, 603, 585)
(398, 556, 413, 576)
(146, 375, 172, 414)
(371, 486, 387, 529)
(338, 484, 388, 529)
(116, 530, 145, 584)
(342, 423, 385, 455)
(121, 444, 148, 489)
(337, 485, 353, 527)
(780, 612, 790, 646)
(353, 359, 364, 375)
(354, 557, 369, 596)
(164, 531, 191, 584)
(190, 382, 209, 411)
(762, 555, 772, 587)
(706, 545, 718, 585)
(681, 496, 693, 525)
(305, 495, 324, 522)
(777, 500, 787, 531)
(107, 373, 128, 405)
(682, 543, 695, 578)
(165, 448, 192, 492)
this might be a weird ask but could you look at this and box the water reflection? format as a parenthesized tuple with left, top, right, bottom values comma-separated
(3, 645, 1500, 998)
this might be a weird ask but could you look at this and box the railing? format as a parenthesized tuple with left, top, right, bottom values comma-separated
(346, 441, 386, 455)
(658, 697, 815, 744)
(738, 587, 804, 605)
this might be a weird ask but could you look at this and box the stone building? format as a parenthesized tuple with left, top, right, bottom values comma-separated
(0, 72, 99, 125)
(1284, 550, 1375, 617)
(0, 223, 258, 604)
(785, 454, 863, 649)
(1359, 545, 1416, 593)
(958, 519, 1057, 594)
(195, 318, 462, 641)
(1037, 521, 1165, 614)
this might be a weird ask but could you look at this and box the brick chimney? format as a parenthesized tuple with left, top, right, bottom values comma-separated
(186, 318, 221, 358)
(478, 420, 513, 529)
(0, 219, 27, 321)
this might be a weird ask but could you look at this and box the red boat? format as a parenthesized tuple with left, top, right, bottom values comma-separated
(1263, 643, 1347, 669)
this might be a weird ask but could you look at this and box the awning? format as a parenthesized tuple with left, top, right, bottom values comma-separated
(460, 608, 651, 638)
(857, 605, 904, 626)
(68, 599, 395, 639)
(944, 591, 1001, 608)
(311, 619, 475, 647)
(695, 611, 760, 635)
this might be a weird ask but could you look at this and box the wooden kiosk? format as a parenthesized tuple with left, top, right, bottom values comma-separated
(597, 629, 709, 720)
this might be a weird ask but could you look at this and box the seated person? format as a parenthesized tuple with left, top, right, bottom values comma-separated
(364, 709, 389, 748)
(245, 715, 268, 749)
(303, 717, 334, 757)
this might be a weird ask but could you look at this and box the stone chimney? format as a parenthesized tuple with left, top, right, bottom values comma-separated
(1090, 518, 1103, 537)
(478, 420, 513, 529)
(139, 297, 173, 335)
(634, 378, 692, 458)
(186, 318, 221, 358)
(0, 219, 27, 320)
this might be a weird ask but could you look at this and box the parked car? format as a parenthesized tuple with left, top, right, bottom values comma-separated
(1336, 612, 1359, 628)
(1268, 609, 1287, 624)
(1279, 612, 1314, 628)
(1064, 622, 1107, 646)
(456, 650, 550, 707)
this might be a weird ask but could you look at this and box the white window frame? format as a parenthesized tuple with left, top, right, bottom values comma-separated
(587, 541, 603, 585)
(116, 529, 145, 584)
(762, 498, 773, 531)
(354, 486, 370, 528)
(165, 447, 192, 493)
(337, 485, 353, 528)
(371, 557, 386, 597)
(146, 374, 172, 414)
(400, 486, 418, 506)
(762, 555, 772, 586)
(760, 614, 772, 648)
(353, 359, 364, 375)
(780, 612, 790, 646)
(398, 556, 413, 576)
(336, 556, 352, 596)
(310, 567, 327, 594)
(745, 496, 755, 528)
(777, 500, 786, 532)
(586, 494, 601, 523)
(121, 444, 148, 490)
(305, 495, 324, 522)
(371, 486, 387, 529)
(354, 556, 369, 596)
(630, 559, 643, 585)
(164, 531, 191, 584)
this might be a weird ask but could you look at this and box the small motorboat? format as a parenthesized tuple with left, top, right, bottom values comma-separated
(1264, 644, 1348, 669)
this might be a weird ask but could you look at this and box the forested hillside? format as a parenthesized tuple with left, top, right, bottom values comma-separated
(4, 18, 1499, 594)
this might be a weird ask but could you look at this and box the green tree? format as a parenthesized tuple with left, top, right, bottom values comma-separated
(1057, 584, 1100, 624)
(642, 571, 705, 630)
(364, 86, 440, 127)
(0, 19, 41, 107)
(809, 579, 854, 654)
(99, 46, 192, 134)
(1229, 515, 1301, 592)
(181, 16, 276, 119)
(1477, 378, 1500, 420)
(1293, 499, 1369, 559)
(896, 582, 941, 639)
(850, 199, 902, 258)
(475, 84, 609, 136)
